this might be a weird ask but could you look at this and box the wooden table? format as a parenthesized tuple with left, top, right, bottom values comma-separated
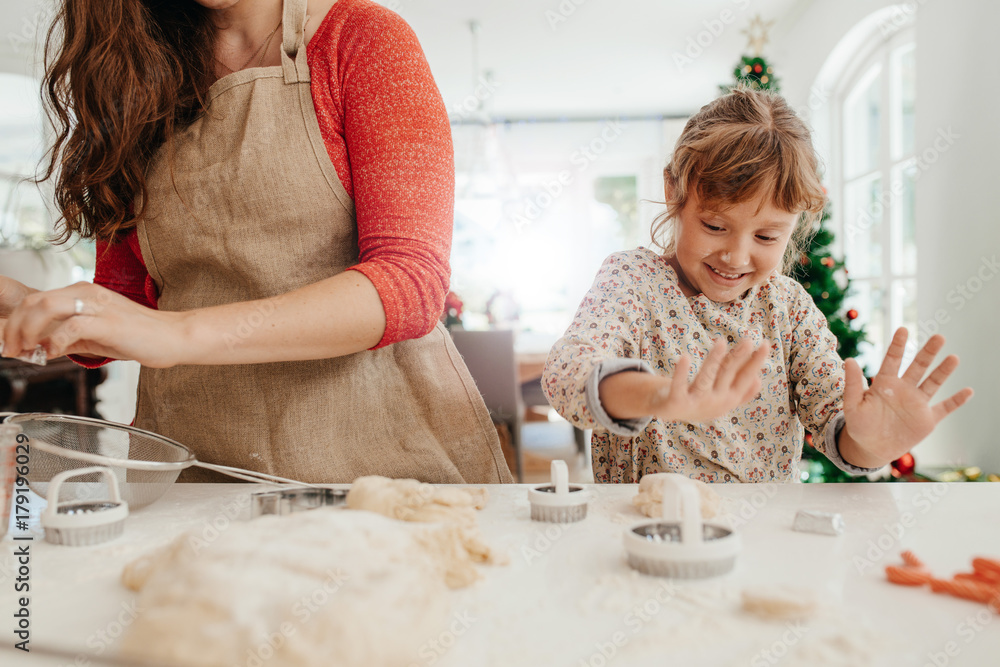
(516, 351, 549, 386)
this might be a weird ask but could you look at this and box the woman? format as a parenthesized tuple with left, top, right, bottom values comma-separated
(0, 0, 513, 484)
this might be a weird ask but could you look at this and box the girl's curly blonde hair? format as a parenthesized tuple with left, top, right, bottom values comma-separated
(652, 86, 827, 274)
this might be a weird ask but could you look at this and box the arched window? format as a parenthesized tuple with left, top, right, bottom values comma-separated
(833, 20, 916, 370)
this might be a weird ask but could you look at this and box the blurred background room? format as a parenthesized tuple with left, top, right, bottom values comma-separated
(1, 0, 997, 483)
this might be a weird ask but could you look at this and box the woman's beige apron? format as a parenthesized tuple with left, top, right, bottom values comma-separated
(133, 0, 511, 484)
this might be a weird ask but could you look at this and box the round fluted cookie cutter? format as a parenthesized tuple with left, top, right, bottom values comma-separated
(624, 474, 739, 578)
(527, 460, 589, 523)
(42, 466, 129, 546)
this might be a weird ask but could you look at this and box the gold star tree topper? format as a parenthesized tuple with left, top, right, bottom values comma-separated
(742, 14, 776, 57)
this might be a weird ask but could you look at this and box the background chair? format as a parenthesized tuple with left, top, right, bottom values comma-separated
(519, 377, 589, 456)
(450, 329, 524, 482)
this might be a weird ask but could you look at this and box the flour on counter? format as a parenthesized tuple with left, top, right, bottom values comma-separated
(574, 570, 901, 666)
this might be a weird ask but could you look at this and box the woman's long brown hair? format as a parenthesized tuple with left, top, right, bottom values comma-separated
(40, 1, 218, 243)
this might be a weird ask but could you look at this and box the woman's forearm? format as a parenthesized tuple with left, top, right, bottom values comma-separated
(180, 271, 387, 365)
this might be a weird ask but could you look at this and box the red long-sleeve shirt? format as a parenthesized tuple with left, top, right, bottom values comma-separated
(89, 0, 452, 360)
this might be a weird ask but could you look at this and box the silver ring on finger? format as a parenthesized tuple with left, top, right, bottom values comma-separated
(74, 298, 85, 316)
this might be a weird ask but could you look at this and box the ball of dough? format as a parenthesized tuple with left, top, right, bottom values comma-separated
(632, 472, 723, 519)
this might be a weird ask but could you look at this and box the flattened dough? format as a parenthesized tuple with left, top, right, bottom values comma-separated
(632, 472, 722, 519)
(347, 476, 501, 584)
(120, 508, 494, 667)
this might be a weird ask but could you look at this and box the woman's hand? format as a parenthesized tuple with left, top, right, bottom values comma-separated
(0, 275, 38, 362)
(3, 272, 387, 368)
(839, 328, 973, 468)
(599, 337, 768, 424)
(0, 275, 35, 318)
(0, 282, 188, 368)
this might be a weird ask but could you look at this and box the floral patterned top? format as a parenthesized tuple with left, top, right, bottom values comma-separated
(542, 248, 873, 484)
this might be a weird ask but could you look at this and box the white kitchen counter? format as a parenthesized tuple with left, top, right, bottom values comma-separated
(2, 482, 999, 666)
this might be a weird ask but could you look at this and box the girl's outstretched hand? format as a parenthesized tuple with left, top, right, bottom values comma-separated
(840, 328, 973, 468)
(597, 337, 768, 425)
(653, 337, 768, 423)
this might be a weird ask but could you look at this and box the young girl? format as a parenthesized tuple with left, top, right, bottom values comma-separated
(542, 87, 972, 484)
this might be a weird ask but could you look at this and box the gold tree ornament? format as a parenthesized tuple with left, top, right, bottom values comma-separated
(741, 15, 776, 57)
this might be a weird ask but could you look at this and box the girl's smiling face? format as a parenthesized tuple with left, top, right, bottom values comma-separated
(666, 188, 799, 302)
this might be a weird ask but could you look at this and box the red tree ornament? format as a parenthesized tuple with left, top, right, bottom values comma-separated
(846, 309, 859, 320)
(891, 452, 916, 477)
(441, 291, 464, 329)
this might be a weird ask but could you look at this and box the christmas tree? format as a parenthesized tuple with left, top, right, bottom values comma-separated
(788, 209, 865, 363)
(720, 55, 778, 95)
(719, 16, 779, 95)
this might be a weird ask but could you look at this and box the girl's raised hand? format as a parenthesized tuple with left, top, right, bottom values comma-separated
(653, 337, 768, 423)
(840, 328, 973, 467)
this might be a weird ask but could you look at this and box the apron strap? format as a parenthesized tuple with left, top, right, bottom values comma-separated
(281, 0, 310, 84)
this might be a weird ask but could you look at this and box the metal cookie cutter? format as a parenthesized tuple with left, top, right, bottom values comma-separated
(528, 460, 589, 523)
(250, 487, 348, 518)
(42, 466, 129, 546)
(624, 474, 740, 578)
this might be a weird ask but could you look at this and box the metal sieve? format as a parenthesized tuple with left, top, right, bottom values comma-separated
(1, 412, 317, 510)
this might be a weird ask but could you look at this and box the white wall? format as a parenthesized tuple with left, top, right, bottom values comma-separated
(0, 0, 51, 78)
(911, 0, 1000, 472)
(772, 0, 997, 472)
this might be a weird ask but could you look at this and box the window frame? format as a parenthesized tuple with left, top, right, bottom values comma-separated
(830, 24, 917, 369)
